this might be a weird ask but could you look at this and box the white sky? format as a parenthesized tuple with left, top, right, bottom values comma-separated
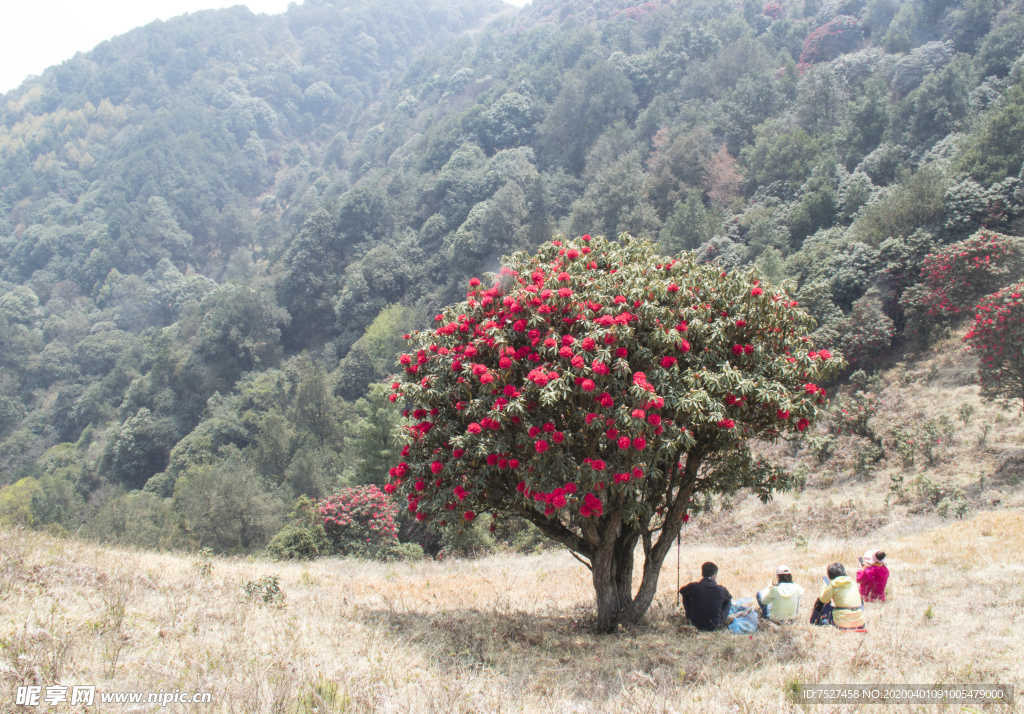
(1, 0, 530, 96)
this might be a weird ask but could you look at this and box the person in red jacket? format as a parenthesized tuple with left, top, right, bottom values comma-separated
(856, 549, 889, 602)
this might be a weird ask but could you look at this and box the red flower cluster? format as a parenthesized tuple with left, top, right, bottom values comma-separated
(385, 233, 840, 537)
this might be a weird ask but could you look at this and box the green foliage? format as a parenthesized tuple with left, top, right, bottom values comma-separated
(807, 433, 838, 463)
(834, 288, 895, 370)
(740, 120, 827, 190)
(915, 475, 968, 518)
(954, 84, 1024, 187)
(266, 524, 330, 561)
(830, 390, 881, 441)
(243, 575, 286, 606)
(85, 491, 175, 550)
(957, 402, 974, 425)
(659, 188, 719, 254)
(337, 303, 423, 400)
(854, 441, 884, 479)
(848, 166, 947, 246)
(172, 455, 287, 554)
(439, 517, 498, 558)
(344, 383, 406, 485)
(977, 15, 1024, 77)
(895, 54, 974, 146)
(0, 477, 42, 527)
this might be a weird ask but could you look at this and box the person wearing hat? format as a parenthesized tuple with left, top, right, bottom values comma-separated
(856, 550, 889, 602)
(756, 565, 805, 623)
(810, 563, 866, 630)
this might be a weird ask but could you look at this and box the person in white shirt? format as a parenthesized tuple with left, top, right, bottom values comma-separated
(757, 565, 805, 622)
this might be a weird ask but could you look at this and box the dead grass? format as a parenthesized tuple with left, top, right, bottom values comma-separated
(2, 509, 1023, 713)
(2, 326, 1021, 713)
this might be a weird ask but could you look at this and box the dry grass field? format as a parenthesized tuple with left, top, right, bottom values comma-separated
(2, 508, 1022, 714)
(3, 330, 1022, 714)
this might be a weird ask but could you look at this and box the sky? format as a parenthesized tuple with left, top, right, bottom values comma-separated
(1, 0, 530, 96)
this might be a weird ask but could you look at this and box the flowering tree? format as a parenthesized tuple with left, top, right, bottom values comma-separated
(964, 281, 1024, 410)
(902, 230, 1024, 343)
(318, 486, 400, 557)
(387, 234, 843, 631)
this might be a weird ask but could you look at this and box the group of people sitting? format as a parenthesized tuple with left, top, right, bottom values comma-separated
(679, 550, 889, 633)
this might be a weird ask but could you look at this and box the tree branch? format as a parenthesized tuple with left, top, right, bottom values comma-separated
(568, 549, 593, 571)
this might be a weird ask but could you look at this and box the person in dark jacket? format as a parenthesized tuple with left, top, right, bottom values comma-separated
(679, 561, 733, 631)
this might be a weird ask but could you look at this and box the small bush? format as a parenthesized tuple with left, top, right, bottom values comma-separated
(830, 391, 880, 441)
(439, 518, 497, 559)
(244, 575, 285, 606)
(957, 402, 974, 425)
(889, 426, 918, 468)
(915, 476, 968, 519)
(266, 496, 330, 560)
(854, 442, 884, 479)
(807, 433, 838, 463)
(266, 524, 329, 561)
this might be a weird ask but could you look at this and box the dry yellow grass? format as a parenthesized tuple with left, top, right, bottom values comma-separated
(3, 509, 1022, 713)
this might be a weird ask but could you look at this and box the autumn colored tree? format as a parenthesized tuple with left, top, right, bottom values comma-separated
(964, 281, 1024, 410)
(386, 234, 843, 631)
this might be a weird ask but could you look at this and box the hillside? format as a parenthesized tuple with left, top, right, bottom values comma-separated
(2, 509, 1021, 711)
(1, 0, 1023, 556)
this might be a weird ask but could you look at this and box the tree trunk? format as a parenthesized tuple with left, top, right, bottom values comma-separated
(592, 528, 646, 631)
(593, 454, 702, 630)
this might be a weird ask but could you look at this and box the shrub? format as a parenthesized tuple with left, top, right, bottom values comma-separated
(439, 518, 497, 558)
(957, 402, 974, 425)
(854, 441, 884, 479)
(387, 233, 844, 631)
(963, 280, 1024, 410)
(266, 524, 330, 560)
(889, 426, 918, 468)
(243, 575, 285, 606)
(317, 486, 404, 559)
(830, 390, 880, 441)
(807, 433, 837, 463)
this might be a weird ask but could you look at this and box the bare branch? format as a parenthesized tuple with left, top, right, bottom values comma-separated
(568, 549, 593, 571)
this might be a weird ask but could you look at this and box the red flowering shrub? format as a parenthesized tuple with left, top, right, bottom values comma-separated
(902, 231, 1024, 344)
(964, 280, 1024, 410)
(799, 15, 863, 64)
(762, 2, 783, 20)
(318, 486, 401, 558)
(388, 233, 843, 630)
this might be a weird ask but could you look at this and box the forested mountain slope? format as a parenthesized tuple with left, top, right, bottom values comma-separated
(1, 0, 1022, 552)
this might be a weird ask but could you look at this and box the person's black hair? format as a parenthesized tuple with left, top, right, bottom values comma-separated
(777, 573, 793, 584)
(876, 551, 886, 562)
(701, 561, 718, 579)
(827, 562, 846, 579)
